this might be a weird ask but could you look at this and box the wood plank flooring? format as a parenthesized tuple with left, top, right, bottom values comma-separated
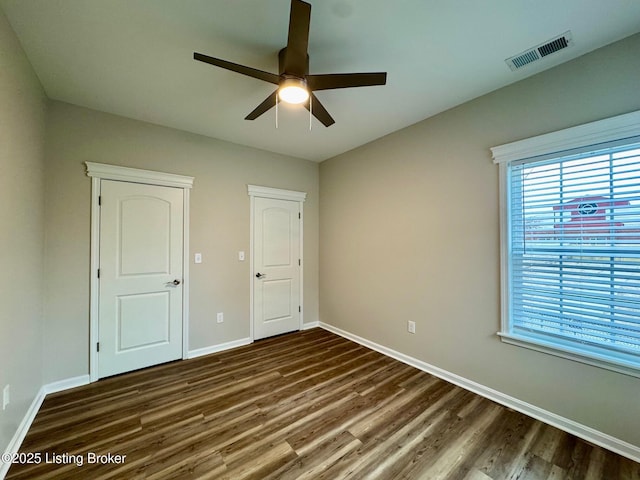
(6, 328, 640, 479)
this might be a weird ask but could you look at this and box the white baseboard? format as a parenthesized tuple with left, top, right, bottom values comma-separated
(187, 327, 319, 360)
(1, 375, 91, 479)
(319, 322, 640, 464)
(187, 337, 253, 359)
(44, 375, 91, 395)
(0, 387, 46, 479)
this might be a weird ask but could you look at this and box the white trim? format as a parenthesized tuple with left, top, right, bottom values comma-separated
(86, 162, 194, 189)
(1, 387, 46, 479)
(302, 321, 319, 330)
(88, 176, 101, 382)
(182, 188, 191, 359)
(247, 184, 307, 201)
(498, 162, 511, 336)
(249, 195, 255, 341)
(319, 322, 640, 463)
(85, 162, 193, 381)
(44, 375, 91, 395)
(491, 109, 640, 164)
(187, 337, 253, 359)
(299, 206, 305, 329)
(1, 375, 91, 478)
(498, 333, 640, 379)
(248, 185, 306, 341)
(494, 131, 640, 377)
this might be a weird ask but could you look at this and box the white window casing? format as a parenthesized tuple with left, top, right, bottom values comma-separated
(492, 111, 640, 377)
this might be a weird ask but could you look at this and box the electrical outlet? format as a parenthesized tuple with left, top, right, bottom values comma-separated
(2, 384, 10, 410)
(217, 312, 224, 323)
(408, 321, 416, 334)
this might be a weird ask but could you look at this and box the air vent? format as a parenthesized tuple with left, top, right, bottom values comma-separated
(505, 31, 573, 71)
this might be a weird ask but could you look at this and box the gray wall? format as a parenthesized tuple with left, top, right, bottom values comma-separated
(0, 9, 47, 453)
(320, 33, 640, 447)
(43, 102, 319, 383)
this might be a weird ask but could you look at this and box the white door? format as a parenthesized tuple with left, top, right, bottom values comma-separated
(253, 197, 301, 340)
(98, 180, 184, 378)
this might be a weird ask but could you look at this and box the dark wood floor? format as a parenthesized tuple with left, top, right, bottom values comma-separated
(6, 328, 640, 479)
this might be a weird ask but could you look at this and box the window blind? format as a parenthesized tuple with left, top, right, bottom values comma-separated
(508, 142, 640, 364)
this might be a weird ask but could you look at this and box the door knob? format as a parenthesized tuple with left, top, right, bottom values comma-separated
(256, 272, 266, 278)
(172, 279, 181, 285)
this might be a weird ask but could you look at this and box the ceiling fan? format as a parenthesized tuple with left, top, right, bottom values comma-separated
(193, 0, 387, 127)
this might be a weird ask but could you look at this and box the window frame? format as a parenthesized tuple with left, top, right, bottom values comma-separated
(492, 110, 640, 378)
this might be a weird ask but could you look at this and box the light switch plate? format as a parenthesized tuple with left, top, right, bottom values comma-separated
(194, 253, 202, 264)
(238, 251, 245, 261)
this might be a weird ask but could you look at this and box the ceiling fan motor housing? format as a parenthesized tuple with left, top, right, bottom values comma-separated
(278, 47, 309, 78)
(193, 0, 386, 126)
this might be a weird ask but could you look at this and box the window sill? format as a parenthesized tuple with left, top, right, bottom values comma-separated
(497, 332, 640, 379)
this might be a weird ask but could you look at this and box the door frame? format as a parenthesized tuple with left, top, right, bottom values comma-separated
(247, 185, 306, 340)
(86, 162, 194, 382)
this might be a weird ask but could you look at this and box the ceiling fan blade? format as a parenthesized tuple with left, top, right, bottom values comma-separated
(194, 52, 280, 85)
(304, 93, 335, 127)
(283, 0, 311, 75)
(306, 72, 387, 91)
(245, 90, 279, 120)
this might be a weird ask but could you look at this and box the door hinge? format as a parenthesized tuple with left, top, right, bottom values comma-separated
(98, 195, 101, 206)
(97, 268, 100, 279)
(298, 259, 301, 266)
(298, 212, 301, 219)
(96, 342, 100, 352)
(299, 306, 301, 313)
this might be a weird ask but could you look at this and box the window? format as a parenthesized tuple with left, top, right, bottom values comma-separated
(492, 111, 640, 376)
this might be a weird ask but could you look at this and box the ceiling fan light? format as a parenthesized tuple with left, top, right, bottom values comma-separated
(278, 78, 309, 104)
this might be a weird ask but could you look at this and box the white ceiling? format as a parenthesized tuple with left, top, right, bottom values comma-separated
(2, 1, 640, 162)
